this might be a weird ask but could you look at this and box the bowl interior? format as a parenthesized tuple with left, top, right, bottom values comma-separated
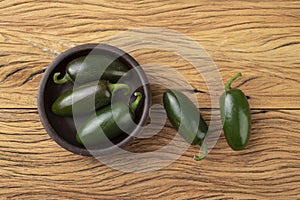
(38, 44, 150, 156)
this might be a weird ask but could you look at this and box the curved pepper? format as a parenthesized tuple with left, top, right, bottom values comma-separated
(53, 55, 128, 84)
(76, 92, 142, 146)
(163, 90, 208, 161)
(220, 72, 251, 150)
(51, 81, 130, 116)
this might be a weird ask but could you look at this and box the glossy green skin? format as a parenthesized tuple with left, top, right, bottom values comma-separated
(220, 89, 251, 150)
(51, 81, 111, 116)
(76, 102, 134, 146)
(66, 55, 128, 83)
(163, 90, 208, 145)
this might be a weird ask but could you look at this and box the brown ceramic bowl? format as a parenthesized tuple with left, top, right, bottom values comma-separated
(38, 44, 151, 156)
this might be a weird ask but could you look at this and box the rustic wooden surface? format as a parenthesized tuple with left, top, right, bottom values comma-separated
(1, 0, 300, 199)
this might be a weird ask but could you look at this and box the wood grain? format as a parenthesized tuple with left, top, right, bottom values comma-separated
(0, 0, 299, 199)
(0, 109, 299, 199)
(1, 1, 300, 109)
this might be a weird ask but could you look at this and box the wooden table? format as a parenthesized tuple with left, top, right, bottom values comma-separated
(1, 0, 299, 199)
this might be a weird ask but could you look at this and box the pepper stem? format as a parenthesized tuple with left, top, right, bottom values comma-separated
(109, 83, 130, 95)
(76, 134, 82, 144)
(130, 92, 142, 111)
(193, 142, 207, 161)
(53, 72, 72, 84)
(225, 72, 242, 92)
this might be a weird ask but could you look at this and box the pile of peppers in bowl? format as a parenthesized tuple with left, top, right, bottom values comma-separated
(51, 55, 251, 161)
(51, 55, 143, 147)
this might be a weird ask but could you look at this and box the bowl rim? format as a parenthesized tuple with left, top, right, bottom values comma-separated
(37, 43, 151, 156)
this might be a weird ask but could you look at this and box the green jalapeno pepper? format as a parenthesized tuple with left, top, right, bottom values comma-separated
(163, 89, 208, 161)
(76, 92, 142, 146)
(220, 72, 251, 150)
(51, 81, 130, 116)
(53, 55, 128, 84)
